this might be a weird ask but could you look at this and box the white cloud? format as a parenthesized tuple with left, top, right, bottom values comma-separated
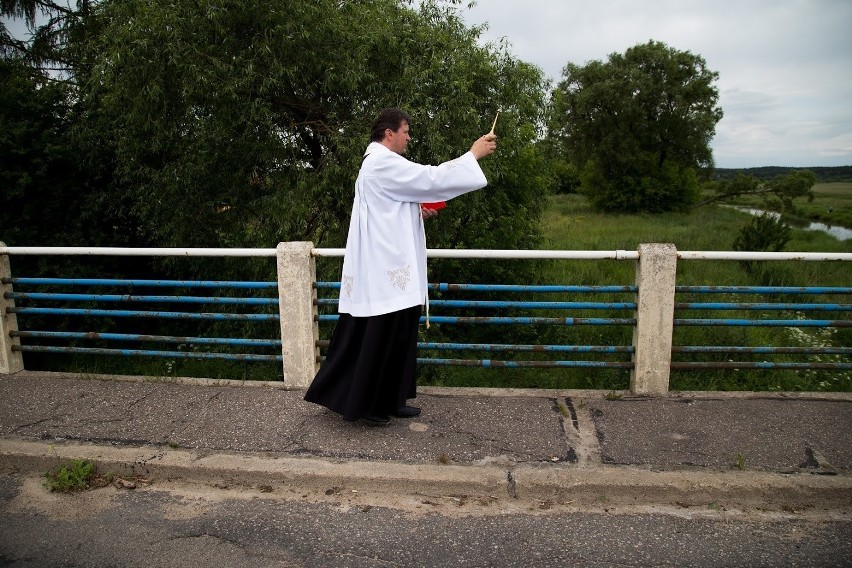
(459, 0, 852, 167)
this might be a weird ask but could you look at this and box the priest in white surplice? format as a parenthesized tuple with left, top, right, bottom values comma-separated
(304, 108, 497, 424)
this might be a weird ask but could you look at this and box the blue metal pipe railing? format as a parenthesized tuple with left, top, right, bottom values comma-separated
(315, 340, 634, 369)
(3, 277, 276, 289)
(5, 277, 281, 365)
(675, 302, 850, 311)
(314, 355, 634, 369)
(15, 345, 282, 362)
(7, 292, 278, 305)
(315, 282, 638, 294)
(5, 264, 850, 378)
(417, 342, 633, 354)
(669, 286, 852, 371)
(9, 307, 278, 321)
(316, 299, 636, 310)
(314, 279, 638, 369)
(429, 283, 637, 293)
(671, 361, 852, 370)
(316, 315, 636, 326)
(416, 358, 633, 369)
(674, 318, 850, 327)
(313, 279, 850, 372)
(676, 285, 852, 294)
(672, 345, 851, 355)
(12, 330, 281, 347)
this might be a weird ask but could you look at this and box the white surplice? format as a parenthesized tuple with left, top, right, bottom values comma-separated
(338, 142, 488, 317)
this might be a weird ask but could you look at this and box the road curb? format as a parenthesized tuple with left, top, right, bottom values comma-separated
(3, 438, 850, 515)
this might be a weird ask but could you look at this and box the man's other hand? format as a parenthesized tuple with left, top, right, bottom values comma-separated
(470, 133, 497, 160)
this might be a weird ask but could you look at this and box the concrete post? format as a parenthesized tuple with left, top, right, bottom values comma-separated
(630, 243, 678, 395)
(276, 242, 319, 388)
(0, 243, 24, 374)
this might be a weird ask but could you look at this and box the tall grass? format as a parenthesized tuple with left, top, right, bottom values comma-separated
(420, 192, 851, 392)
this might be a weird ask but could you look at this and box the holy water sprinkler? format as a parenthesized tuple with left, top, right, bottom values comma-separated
(489, 111, 500, 136)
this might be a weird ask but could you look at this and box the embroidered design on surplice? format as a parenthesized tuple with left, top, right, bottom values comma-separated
(387, 265, 411, 291)
(342, 274, 354, 299)
(443, 156, 463, 171)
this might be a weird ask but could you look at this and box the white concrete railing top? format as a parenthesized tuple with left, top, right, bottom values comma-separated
(2, 246, 851, 261)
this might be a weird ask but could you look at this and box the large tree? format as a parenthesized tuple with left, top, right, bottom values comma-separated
(65, 0, 551, 252)
(3, 0, 552, 252)
(0, 58, 82, 246)
(2, 0, 139, 252)
(548, 40, 723, 213)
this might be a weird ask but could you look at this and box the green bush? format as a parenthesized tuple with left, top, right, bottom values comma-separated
(732, 212, 792, 275)
(44, 459, 101, 493)
(733, 212, 792, 252)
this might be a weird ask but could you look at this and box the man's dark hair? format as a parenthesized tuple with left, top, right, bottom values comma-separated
(370, 108, 411, 142)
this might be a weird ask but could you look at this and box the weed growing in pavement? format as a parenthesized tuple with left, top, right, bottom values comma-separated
(44, 459, 113, 493)
(734, 453, 746, 470)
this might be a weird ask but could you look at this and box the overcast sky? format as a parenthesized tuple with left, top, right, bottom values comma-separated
(457, 0, 852, 168)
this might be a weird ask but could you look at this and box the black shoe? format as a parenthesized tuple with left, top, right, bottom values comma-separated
(362, 413, 391, 425)
(392, 405, 421, 418)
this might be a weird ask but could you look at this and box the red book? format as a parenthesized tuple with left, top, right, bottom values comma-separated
(422, 201, 446, 210)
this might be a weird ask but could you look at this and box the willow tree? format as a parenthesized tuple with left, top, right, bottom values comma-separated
(75, 0, 551, 252)
(549, 40, 723, 213)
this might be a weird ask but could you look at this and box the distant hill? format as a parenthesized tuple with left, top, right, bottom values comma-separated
(713, 165, 852, 182)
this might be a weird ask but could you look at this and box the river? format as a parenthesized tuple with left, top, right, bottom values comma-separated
(728, 206, 852, 241)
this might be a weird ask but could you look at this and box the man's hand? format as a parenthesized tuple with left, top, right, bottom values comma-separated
(421, 205, 440, 220)
(470, 133, 497, 160)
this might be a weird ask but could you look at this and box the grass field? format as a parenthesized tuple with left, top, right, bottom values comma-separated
(420, 188, 851, 392)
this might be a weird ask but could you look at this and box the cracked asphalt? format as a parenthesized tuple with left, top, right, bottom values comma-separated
(2, 471, 850, 568)
(1, 370, 851, 566)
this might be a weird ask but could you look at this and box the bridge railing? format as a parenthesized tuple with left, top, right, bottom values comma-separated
(2, 242, 851, 394)
(316, 281, 638, 370)
(3, 277, 282, 362)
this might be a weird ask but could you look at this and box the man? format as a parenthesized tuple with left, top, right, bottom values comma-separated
(304, 108, 497, 425)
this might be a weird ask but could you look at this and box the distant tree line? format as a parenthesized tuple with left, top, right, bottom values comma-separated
(714, 166, 852, 183)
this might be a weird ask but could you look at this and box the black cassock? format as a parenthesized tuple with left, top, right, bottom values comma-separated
(304, 305, 421, 420)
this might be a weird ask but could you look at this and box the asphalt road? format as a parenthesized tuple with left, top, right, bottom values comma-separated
(1, 372, 850, 566)
(1, 472, 849, 568)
